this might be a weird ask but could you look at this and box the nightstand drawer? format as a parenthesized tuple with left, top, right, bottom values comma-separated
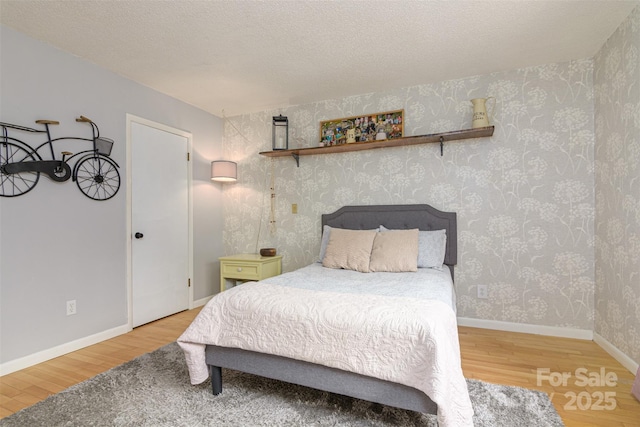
(221, 263, 260, 280)
(219, 254, 283, 292)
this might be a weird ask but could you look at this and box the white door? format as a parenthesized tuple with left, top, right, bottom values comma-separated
(130, 120, 190, 327)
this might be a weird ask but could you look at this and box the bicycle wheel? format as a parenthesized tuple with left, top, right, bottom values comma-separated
(74, 155, 120, 201)
(0, 142, 40, 197)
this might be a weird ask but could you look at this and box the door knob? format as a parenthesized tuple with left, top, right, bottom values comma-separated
(135, 232, 144, 239)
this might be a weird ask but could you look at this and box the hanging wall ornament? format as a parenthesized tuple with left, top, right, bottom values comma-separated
(0, 116, 120, 200)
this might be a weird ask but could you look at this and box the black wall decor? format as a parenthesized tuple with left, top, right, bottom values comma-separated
(0, 116, 120, 200)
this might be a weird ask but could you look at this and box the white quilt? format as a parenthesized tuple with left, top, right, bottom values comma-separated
(178, 281, 473, 427)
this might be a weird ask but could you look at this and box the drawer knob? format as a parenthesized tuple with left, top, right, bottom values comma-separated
(237, 267, 242, 272)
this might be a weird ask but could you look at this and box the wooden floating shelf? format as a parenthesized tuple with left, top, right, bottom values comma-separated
(259, 126, 494, 165)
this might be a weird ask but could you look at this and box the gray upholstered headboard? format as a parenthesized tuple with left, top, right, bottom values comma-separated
(321, 204, 457, 271)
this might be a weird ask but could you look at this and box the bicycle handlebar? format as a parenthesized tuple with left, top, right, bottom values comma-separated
(76, 116, 92, 123)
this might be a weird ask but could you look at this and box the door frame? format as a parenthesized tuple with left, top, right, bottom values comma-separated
(125, 114, 194, 329)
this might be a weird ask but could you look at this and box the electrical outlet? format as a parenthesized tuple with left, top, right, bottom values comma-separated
(66, 300, 77, 316)
(477, 285, 488, 299)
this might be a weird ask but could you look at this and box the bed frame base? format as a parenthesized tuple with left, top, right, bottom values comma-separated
(210, 365, 222, 395)
(206, 345, 437, 414)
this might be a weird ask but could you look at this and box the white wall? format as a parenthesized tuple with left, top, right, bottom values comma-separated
(0, 25, 224, 365)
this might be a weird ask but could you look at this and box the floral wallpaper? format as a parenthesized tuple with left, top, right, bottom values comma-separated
(222, 55, 597, 332)
(594, 6, 640, 365)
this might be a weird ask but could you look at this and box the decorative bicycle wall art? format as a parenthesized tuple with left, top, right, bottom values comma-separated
(0, 116, 120, 201)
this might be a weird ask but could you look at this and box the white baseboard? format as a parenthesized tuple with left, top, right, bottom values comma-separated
(457, 317, 594, 340)
(1, 296, 214, 377)
(193, 295, 213, 308)
(593, 332, 639, 375)
(0, 324, 131, 377)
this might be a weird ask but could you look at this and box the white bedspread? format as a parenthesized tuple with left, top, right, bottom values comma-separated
(267, 262, 457, 309)
(178, 278, 473, 427)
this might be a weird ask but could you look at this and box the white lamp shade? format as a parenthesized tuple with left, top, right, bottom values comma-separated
(211, 160, 237, 182)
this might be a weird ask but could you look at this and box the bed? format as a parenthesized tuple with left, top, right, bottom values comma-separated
(178, 204, 473, 427)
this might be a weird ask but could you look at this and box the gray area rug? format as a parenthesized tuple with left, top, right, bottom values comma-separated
(1, 342, 564, 426)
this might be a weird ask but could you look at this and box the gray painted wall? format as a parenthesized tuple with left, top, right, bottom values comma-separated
(220, 7, 639, 367)
(222, 58, 596, 332)
(594, 6, 640, 365)
(0, 26, 224, 363)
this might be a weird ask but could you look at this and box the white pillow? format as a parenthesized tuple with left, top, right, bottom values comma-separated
(379, 225, 446, 269)
(318, 225, 332, 262)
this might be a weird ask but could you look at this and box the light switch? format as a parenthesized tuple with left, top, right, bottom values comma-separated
(292, 204, 298, 214)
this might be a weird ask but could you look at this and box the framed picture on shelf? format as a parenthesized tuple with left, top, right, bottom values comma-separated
(319, 109, 404, 146)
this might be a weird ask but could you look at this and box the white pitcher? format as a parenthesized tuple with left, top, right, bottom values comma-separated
(471, 97, 496, 128)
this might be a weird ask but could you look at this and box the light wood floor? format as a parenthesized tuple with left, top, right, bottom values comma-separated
(1, 308, 638, 426)
(459, 327, 639, 427)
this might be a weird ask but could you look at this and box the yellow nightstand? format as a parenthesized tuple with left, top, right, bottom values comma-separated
(219, 253, 283, 292)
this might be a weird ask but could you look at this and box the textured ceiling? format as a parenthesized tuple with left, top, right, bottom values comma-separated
(1, 0, 638, 117)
